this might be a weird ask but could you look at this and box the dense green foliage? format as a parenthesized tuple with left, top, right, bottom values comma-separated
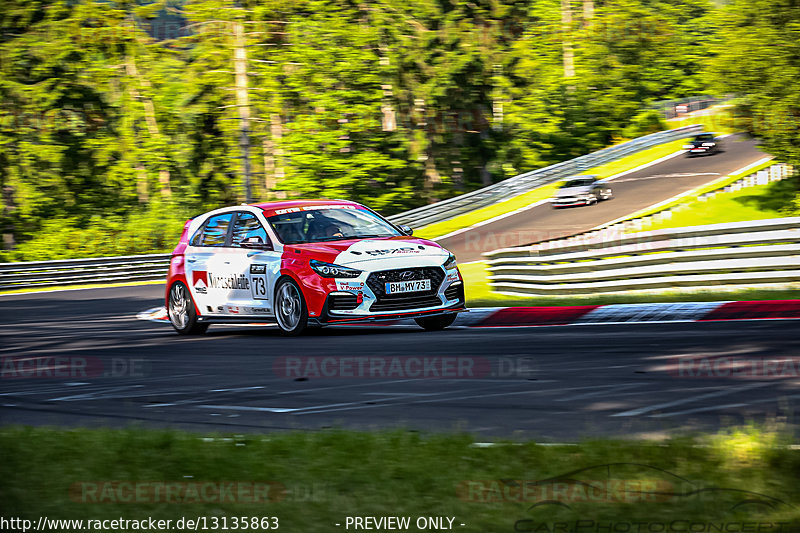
(709, 0, 800, 210)
(0, 0, 795, 261)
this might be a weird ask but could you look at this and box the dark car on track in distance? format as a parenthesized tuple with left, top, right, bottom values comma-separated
(683, 132, 724, 157)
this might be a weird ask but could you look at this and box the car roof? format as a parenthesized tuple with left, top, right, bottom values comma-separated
(251, 199, 364, 217)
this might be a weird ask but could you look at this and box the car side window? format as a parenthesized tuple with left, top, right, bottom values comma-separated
(231, 212, 270, 247)
(189, 228, 203, 246)
(199, 213, 234, 247)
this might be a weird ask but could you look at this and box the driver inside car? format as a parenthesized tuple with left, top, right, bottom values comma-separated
(309, 219, 345, 241)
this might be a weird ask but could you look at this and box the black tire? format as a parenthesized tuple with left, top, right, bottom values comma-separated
(168, 281, 208, 335)
(274, 277, 308, 336)
(415, 313, 457, 332)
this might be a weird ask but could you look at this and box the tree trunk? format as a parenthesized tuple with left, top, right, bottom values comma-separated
(480, 165, 491, 187)
(125, 55, 171, 199)
(233, 21, 252, 203)
(380, 47, 396, 132)
(2, 185, 16, 251)
(136, 165, 149, 204)
(424, 149, 441, 197)
(263, 113, 286, 199)
(583, 0, 594, 26)
(561, 0, 575, 78)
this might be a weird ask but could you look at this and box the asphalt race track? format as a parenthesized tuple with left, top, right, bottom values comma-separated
(0, 134, 790, 441)
(439, 134, 768, 263)
(2, 286, 799, 440)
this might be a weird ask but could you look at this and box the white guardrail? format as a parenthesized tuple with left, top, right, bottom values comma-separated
(387, 124, 702, 227)
(0, 254, 171, 292)
(484, 217, 800, 296)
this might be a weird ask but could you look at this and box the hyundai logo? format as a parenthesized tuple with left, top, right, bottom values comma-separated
(400, 271, 415, 280)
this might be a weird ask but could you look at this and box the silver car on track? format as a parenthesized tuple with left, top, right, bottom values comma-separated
(550, 176, 613, 208)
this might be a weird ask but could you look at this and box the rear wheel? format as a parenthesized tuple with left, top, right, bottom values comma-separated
(275, 278, 308, 336)
(168, 282, 208, 335)
(415, 313, 457, 331)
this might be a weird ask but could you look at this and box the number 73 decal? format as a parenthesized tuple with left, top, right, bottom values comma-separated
(250, 264, 269, 300)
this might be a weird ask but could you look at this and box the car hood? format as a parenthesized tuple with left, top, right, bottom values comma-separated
(286, 237, 449, 269)
(555, 186, 591, 197)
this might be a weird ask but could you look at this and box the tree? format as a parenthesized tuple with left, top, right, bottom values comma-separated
(710, 0, 800, 178)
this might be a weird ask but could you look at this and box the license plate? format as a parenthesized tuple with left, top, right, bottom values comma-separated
(386, 279, 431, 294)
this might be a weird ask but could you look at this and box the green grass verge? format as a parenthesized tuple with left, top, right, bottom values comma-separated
(414, 138, 689, 240)
(460, 261, 799, 307)
(639, 183, 785, 233)
(2, 426, 799, 530)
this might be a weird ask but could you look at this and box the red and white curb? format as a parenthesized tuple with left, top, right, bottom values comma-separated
(137, 307, 170, 322)
(458, 300, 800, 327)
(137, 300, 800, 328)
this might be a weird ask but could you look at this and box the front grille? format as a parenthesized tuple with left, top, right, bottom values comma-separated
(328, 293, 359, 311)
(370, 294, 443, 312)
(367, 267, 445, 312)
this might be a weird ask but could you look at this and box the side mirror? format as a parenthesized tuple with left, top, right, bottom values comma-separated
(398, 224, 413, 236)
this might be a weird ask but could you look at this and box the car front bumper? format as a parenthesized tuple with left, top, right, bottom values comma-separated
(318, 275, 466, 324)
(550, 197, 593, 207)
(687, 147, 714, 155)
(312, 301, 467, 326)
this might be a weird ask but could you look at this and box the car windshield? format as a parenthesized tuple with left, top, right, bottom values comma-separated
(266, 207, 402, 244)
(560, 179, 594, 188)
(695, 133, 715, 141)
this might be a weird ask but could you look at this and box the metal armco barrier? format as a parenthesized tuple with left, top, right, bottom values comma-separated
(0, 254, 171, 292)
(484, 217, 800, 296)
(0, 125, 704, 292)
(387, 124, 703, 228)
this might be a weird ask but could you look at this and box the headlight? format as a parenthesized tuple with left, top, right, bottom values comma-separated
(701, 142, 715, 147)
(443, 253, 457, 270)
(309, 260, 361, 278)
(682, 144, 694, 149)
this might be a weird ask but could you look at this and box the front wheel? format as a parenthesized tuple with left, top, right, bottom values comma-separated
(275, 278, 308, 336)
(415, 313, 457, 332)
(168, 281, 208, 335)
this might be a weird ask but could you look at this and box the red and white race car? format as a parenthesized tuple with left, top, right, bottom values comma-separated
(165, 200, 465, 335)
